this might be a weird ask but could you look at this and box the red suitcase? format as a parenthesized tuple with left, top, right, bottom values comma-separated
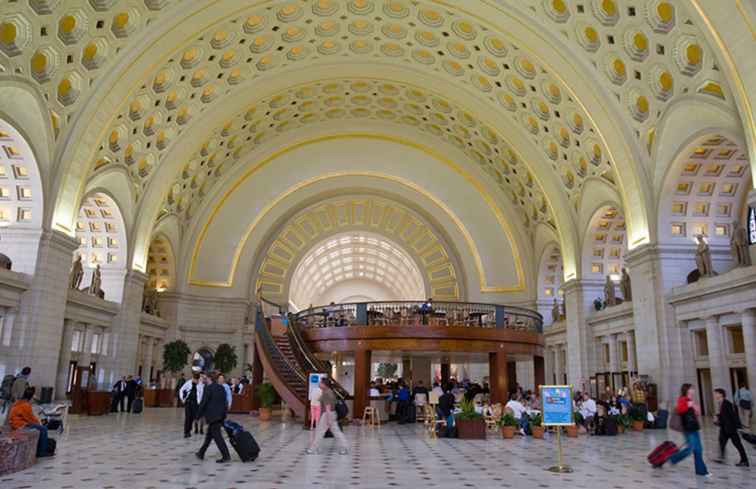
(648, 441, 678, 467)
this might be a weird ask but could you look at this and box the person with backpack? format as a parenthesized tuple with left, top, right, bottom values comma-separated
(8, 386, 54, 457)
(734, 383, 752, 428)
(712, 388, 749, 467)
(669, 383, 711, 477)
(0, 373, 14, 414)
(10, 366, 31, 402)
(306, 377, 349, 455)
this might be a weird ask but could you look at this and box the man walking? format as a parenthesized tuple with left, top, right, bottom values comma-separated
(179, 373, 204, 438)
(713, 388, 749, 467)
(124, 375, 137, 412)
(111, 377, 126, 412)
(307, 377, 349, 455)
(195, 371, 231, 463)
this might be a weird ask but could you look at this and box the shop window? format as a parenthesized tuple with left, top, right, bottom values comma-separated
(694, 330, 708, 357)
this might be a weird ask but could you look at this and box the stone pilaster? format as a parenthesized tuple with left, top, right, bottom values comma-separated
(562, 279, 597, 389)
(608, 334, 618, 373)
(625, 332, 636, 373)
(742, 309, 756, 415)
(55, 319, 75, 400)
(705, 315, 730, 397)
(16, 230, 79, 393)
(110, 270, 147, 378)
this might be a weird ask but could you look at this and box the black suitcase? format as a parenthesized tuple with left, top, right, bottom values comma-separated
(229, 430, 260, 462)
(742, 432, 756, 445)
(132, 398, 143, 414)
(654, 409, 669, 429)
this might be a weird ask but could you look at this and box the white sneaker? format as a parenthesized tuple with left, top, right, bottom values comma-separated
(339, 448, 349, 455)
(305, 448, 318, 455)
(702, 473, 713, 478)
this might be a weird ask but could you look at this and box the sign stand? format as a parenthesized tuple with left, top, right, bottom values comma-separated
(541, 385, 574, 474)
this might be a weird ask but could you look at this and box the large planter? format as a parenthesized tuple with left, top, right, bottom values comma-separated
(456, 419, 486, 439)
(531, 426, 545, 439)
(259, 407, 272, 421)
(500, 425, 516, 439)
(565, 425, 578, 438)
(632, 420, 645, 432)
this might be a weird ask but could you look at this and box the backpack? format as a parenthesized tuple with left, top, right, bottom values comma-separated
(0, 374, 14, 400)
(335, 399, 348, 420)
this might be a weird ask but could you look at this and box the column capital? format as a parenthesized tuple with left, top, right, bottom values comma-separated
(39, 228, 80, 255)
(123, 269, 149, 288)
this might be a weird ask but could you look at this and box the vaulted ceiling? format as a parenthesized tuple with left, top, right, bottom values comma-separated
(0, 0, 752, 294)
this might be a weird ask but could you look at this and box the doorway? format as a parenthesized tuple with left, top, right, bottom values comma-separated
(697, 368, 714, 416)
(730, 367, 748, 393)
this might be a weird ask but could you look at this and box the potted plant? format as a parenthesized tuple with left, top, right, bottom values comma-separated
(529, 412, 545, 439)
(455, 399, 486, 439)
(629, 406, 645, 431)
(498, 412, 518, 439)
(565, 412, 579, 437)
(255, 382, 276, 420)
(213, 343, 239, 375)
(616, 414, 630, 433)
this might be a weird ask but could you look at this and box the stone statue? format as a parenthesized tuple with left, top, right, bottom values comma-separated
(88, 264, 102, 296)
(694, 234, 714, 277)
(620, 268, 632, 302)
(603, 275, 617, 307)
(551, 298, 560, 323)
(0, 232, 12, 270)
(730, 220, 752, 267)
(560, 299, 566, 319)
(244, 300, 255, 324)
(142, 287, 160, 316)
(70, 255, 84, 289)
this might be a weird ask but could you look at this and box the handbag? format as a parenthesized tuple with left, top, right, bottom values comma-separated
(669, 412, 683, 432)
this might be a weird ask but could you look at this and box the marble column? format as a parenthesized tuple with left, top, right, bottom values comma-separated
(554, 346, 564, 385)
(562, 280, 594, 389)
(111, 271, 147, 378)
(705, 315, 730, 397)
(626, 332, 636, 374)
(741, 309, 756, 407)
(15, 230, 79, 393)
(489, 351, 509, 405)
(608, 334, 618, 372)
(544, 347, 553, 384)
(353, 349, 371, 420)
(55, 319, 76, 400)
(80, 325, 93, 372)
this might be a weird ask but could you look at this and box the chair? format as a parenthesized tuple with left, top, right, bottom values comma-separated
(362, 406, 381, 427)
(415, 393, 428, 422)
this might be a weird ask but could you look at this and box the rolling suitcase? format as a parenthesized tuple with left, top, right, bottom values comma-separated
(742, 432, 756, 445)
(654, 409, 669, 429)
(648, 441, 677, 468)
(132, 398, 143, 414)
(224, 420, 260, 462)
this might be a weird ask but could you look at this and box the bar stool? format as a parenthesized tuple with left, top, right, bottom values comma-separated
(362, 406, 381, 427)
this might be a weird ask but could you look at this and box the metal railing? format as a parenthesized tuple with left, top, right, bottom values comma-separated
(294, 300, 543, 333)
(254, 308, 307, 388)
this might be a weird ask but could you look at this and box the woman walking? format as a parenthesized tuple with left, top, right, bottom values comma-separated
(306, 377, 348, 455)
(669, 383, 711, 477)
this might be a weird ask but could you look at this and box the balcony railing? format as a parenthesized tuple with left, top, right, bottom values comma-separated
(293, 300, 543, 333)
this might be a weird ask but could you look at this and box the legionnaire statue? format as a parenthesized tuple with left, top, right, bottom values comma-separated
(730, 220, 751, 267)
(88, 264, 103, 296)
(620, 268, 632, 302)
(695, 234, 714, 277)
(603, 274, 617, 307)
(70, 255, 84, 289)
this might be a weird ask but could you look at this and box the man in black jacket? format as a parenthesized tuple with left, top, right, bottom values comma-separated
(713, 388, 749, 467)
(124, 375, 137, 413)
(195, 371, 231, 463)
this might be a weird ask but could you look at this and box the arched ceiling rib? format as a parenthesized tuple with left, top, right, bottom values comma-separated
(88, 1, 621, 230)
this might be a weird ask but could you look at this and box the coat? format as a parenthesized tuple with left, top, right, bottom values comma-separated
(10, 376, 28, 401)
(717, 399, 741, 435)
(198, 382, 227, 424)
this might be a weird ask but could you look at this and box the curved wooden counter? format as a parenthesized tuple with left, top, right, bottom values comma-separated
(302, 324, 544, 355)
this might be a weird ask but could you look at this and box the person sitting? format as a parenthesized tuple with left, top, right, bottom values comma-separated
(578, 392, 597, 431)
(505, 393, 529, 435)
(8, 386, 52, 458)
(369, 382, 380, 397)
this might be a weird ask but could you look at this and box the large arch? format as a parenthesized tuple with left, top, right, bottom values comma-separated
(43, 0, 670, 281)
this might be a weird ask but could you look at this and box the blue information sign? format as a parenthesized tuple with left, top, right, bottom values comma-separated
(541, 385, 574, 426)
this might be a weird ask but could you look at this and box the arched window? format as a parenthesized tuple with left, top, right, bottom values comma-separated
(583, 206, 627, 279)
(74, 192, 128, 301)
(660, 135, 752, 247)
(147, 234, 175, 291)
(0, 119, 44, 273)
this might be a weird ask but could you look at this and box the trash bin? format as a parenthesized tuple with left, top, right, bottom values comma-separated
(39, 386, 53, 404)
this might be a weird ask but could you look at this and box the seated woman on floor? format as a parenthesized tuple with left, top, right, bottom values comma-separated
(8, 387, 53, 458)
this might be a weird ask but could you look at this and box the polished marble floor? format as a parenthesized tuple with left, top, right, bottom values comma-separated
(1, 408, 753, 489)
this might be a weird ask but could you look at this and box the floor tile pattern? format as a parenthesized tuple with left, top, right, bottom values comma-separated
(1, 408, 753, 489)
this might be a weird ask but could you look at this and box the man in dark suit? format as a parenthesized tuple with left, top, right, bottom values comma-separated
(111, 377, 126, 412)
(713, 388, 749, 467)
(195, 371, 231, 463)
(124, 375, 137, 413)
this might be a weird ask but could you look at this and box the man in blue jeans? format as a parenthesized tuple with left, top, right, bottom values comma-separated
(8, 387, 52, 457)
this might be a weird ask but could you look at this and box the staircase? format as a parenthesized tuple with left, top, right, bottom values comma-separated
(272, 335, 308, 401)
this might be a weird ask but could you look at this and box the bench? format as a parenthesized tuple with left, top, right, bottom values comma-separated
(0, 425, 39, 475)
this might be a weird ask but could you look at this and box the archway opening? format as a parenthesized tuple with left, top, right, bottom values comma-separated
(288, 231, 426, 311)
